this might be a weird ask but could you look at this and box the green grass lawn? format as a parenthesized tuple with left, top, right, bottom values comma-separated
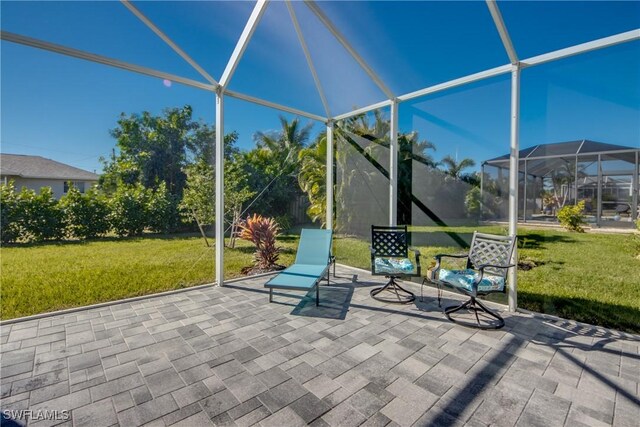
(2, 227, 639, 332)
(0, 234, 298, 320)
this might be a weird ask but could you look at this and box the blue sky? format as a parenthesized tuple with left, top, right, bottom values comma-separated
(1, 1, 639, 174)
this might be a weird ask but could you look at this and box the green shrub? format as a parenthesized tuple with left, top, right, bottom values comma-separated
(147, 182, 179, 233)
(0, 181, 22, 243)
(20, 186, 65, 241)
(274, 214, 293, 232)
(464, 187, 481, 219)
(109, 184, 150, 236)
(59, 186, 110, 239)
(557, 201, 586, 232)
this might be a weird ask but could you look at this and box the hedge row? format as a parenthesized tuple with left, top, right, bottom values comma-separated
(0, 181, 178, 243)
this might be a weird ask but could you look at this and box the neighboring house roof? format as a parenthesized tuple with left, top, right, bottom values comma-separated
(0, 153, 99, 181)
(484, 140, 639, 164)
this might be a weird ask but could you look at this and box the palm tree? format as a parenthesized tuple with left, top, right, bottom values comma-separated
(298, 133, 328, 226)
(399, 132, 438, 167)
(254, 116, 313, 171)
(440, 155, 476, 181)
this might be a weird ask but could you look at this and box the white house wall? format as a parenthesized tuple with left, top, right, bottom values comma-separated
(3, 177, 98, 199)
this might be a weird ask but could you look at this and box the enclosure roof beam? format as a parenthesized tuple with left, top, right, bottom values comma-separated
(120, 0, 218, 86)
(219, 0, 269, 90)
(286, 0, 331, 118)
(484, 148, 639, 164)
(226, 89, 326, 122)
(332, 99, 393, 121)
(397, 64, 512, 102)
(521, 29, 640, 68)
(304, 0, 395, 100)
(485, 0, 518, 64)
(0, 31, 215, 91)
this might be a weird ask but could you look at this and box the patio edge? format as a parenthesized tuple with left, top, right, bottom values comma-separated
(0, 271, 278, 326)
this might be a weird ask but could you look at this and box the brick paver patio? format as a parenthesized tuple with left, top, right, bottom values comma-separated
(1, 265, 638, 426)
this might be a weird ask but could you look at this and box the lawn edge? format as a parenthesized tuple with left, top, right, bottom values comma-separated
(0, 271, 278, 325)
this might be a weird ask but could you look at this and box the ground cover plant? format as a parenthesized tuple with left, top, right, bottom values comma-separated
(2, 226, 638, 332)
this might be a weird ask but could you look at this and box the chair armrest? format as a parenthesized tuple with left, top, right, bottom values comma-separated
(434, 254, 468, 260)
(409, 247, 421, 275)
(477, 263, 516, 271)
(431, 253, 468, 277)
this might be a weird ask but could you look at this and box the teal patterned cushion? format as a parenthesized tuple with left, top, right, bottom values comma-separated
(374, 257, 414, 275)
(438, 268, 505, 293)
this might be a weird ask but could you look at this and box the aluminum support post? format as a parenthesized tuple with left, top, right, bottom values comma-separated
(326, 121, 334, 230)
(215, 92, 225, 286)
(389, 101, 399, 226)
(508, 66, 520, 312)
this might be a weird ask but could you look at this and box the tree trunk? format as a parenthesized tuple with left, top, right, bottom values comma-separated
(191, 208, 210, 247)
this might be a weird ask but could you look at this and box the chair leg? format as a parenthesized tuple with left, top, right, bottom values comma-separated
(370, 277, 415, 304)
(316, 285, 319, 307)
(444, 296, 504, 330)
(269, 288, 272, 303)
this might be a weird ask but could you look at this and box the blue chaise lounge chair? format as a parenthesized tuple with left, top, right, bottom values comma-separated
(265, 228, 333, 306)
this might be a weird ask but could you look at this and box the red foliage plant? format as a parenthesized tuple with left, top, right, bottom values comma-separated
(238, 214, 281, 270)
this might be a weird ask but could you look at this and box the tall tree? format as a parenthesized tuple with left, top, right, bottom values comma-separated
(248, 116, 314, 217)
(101, 105, 223, 197)
(440, 155, 476, 181)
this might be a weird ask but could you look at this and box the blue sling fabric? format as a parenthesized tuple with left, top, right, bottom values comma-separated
(265, 229, 333, 304)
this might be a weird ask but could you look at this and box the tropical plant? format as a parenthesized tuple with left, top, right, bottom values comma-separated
(238, 214, 281, 270)
(254, 116, 312, 169)
(557, 201, 586, 232)
(248, 116, 312, 217)
(298, 133, 328, 226)
(59, 186, 110, 239)
(440, 155, 476, 181)
(399, 132, 438, 166)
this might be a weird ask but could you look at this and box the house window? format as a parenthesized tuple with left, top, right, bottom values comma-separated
(64, 181, 86, 193)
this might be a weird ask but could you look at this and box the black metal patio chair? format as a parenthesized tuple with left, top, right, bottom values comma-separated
(423, 232, 516, 329)
(370, 225, 421, 304)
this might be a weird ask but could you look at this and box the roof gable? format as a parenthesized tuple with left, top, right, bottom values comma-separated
(0, 153, 99, 181)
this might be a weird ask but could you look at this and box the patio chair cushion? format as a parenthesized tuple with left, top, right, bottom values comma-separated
(438, 268, 505, 293)
(374, 257, 415, 275)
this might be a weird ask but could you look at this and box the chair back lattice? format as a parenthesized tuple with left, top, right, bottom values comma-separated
(467, 232, 516, 278)
(371, 225, 409, 258)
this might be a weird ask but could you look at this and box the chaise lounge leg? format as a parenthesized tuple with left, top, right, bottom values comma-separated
(316, 285, 319, 306)
(269, 288, 272, 303)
